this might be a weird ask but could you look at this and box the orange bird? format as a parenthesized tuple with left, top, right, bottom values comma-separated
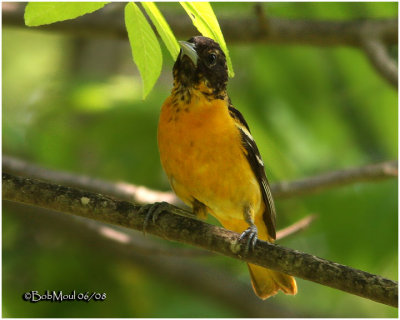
(149, 36, 297, 299)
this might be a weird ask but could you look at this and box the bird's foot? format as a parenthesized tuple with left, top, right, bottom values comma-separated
(139, 201, 171, 234)
(238, 224, 258, 254)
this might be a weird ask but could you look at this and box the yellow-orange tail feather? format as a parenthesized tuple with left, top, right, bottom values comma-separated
(219, 217, 297, 299)
(248, 263, 297, 300)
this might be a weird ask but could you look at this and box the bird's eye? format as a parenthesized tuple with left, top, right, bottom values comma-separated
(208, 53, 217, 65)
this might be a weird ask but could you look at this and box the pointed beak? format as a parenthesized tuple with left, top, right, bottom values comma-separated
(179, 41, 198, 66)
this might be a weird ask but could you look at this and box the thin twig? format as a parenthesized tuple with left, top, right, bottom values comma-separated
(272, 160, 398, 198)
(362, 36, 398, 87)
(276, 214, 317, 240)
(3, 172, 397, 307)
(3, 155, 397, 204)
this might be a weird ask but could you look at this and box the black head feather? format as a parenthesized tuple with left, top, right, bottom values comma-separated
(173, 36, 228, 98)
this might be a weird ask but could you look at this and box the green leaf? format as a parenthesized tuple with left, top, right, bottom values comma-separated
(125, 2, 162, 99)
(180, 2, 234, 77)
(142, 2, 180, 60)
(24, 2, 110, 27)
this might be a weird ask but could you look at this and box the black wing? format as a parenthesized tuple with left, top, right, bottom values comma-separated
(228, 106, 277, 239)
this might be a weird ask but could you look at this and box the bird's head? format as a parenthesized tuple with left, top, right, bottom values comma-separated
(173, 36, 228, 98)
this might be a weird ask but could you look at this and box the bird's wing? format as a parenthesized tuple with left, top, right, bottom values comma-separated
(228, 105, 277, 239)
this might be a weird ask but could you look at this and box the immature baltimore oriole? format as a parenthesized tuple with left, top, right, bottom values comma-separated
(149, 36, 297, 299)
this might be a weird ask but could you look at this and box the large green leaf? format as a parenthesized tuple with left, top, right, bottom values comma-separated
(125, 2, 162, 99)
(142, 2, 180, 60)
(24, 2, 110, 26)
(180, 2, 234, 77)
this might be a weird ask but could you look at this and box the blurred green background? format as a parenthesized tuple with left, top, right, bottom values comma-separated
(3, 2, 398, 317)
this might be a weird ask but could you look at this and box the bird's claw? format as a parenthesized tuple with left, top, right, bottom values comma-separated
(239, 225, 258, 254)
(139, 201, 171, 234)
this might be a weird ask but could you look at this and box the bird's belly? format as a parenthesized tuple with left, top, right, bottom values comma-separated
(158, 104, 261, 221)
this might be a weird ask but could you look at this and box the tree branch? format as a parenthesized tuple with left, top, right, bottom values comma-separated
(2, 155, 180, 205)
(3, 2, 397, 90)
(362, 36, 398, 87)
(272, 160, 398, 198)
(3, 172, 397, 307)
(3, 2, 397, 47)
(1, 157, 313, 255)
(6, 202, 305, 317)
(3, 155, 397, 204)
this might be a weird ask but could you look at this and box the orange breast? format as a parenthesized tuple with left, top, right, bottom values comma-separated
(158, 94, 262, 221)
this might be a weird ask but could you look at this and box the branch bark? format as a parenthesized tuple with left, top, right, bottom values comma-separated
(3, 155, 397, 204)
(3, 2, 397, 47)
(3, 172, 397, 307)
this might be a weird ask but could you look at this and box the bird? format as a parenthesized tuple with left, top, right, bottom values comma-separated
(148, 36, 297, 299)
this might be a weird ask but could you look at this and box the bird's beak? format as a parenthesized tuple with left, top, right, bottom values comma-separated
(179, 41, 198, 66)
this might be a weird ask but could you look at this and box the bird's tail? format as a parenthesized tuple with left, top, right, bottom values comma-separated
(219, 216, 297, 299)
(247, 263, 297, 299)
